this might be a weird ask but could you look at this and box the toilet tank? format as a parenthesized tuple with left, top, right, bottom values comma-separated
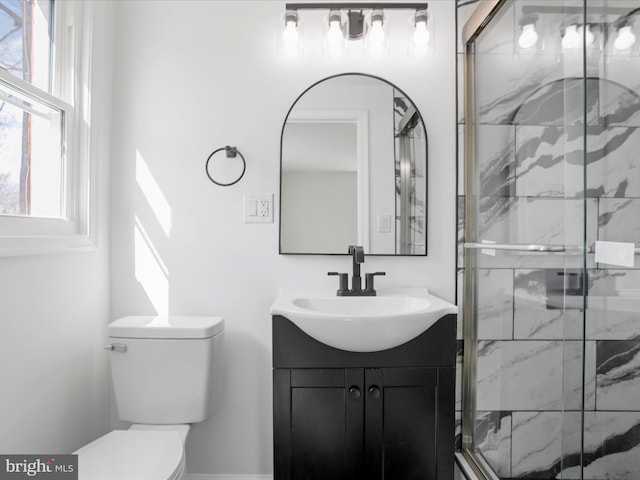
(107, 316, 224, 424)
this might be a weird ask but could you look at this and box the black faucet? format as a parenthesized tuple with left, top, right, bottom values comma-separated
(348, 245, 365, 292)
(328, 245, 385, 296)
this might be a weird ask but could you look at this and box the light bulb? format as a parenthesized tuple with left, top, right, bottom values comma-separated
(615, 25, 636, 50)
(581, 24, 595, 47)
(369, 19, 385, 46)
(410, 10, 430, 59)
(327, 19, 344, 45)
(518, 23, 538, 49)
(562, 24, 580, 49)
(413, 20, 430, 46)
(282, 20, 299, 54)
(280, 10, 300, 57)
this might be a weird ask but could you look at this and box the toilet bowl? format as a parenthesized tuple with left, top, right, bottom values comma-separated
(74, 316, 224, 480)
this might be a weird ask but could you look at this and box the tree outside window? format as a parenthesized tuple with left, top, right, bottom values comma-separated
(0, 0, 56, 217)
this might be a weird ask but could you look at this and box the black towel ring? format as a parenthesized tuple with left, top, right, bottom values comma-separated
(205, 146, 246, 187)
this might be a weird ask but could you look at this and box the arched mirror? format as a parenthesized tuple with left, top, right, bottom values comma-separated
(279, 73, 427, 255)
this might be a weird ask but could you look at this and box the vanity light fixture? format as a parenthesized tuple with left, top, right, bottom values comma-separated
(365, 9, 389, 57)
(582, 24, 595, 47)
(281, 9, 301, 57)
(561, 23, 595, 50)
(614, 22, 637, 51)
(327, 10, 344, 43)
(283, 3, 430, 59)
(518, 14, 539, 49)
(518, 5, 638, 55)
(562, 24, 580, 50)
(562, 23, 595, 50)
(324, 9, 347, 57)
(614, 7, 640, 52)
(347, 10, 366, 40)
(411, 9, 430, 58)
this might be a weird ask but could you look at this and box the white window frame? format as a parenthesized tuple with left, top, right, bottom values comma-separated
(0, 0, 97, 256)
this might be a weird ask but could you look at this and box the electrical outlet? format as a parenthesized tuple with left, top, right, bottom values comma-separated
(258, 199, 270, 218)
(244, 194, 273, 223)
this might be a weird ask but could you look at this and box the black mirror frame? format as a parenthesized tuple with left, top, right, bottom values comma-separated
(279, 72, 428, 256)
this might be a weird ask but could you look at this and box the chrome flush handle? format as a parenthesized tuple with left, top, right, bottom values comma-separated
(104, 343, 127, 353)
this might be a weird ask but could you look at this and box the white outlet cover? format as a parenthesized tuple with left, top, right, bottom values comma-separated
(244, 194, 273, 223)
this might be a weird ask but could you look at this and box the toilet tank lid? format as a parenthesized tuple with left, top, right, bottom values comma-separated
(109, 315, 224, 339)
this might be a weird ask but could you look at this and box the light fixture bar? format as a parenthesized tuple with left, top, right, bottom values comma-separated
(283, 2, 432, 59)
(286, 3, 427, 11)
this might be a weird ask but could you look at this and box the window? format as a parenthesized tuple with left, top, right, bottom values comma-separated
(0, 0, 94, 254)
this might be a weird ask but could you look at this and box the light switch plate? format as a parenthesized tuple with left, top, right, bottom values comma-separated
(378, 214, 392, 233)
(244, 194, 273, 223)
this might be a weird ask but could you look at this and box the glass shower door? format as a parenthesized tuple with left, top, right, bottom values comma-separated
(579, 1, 640, 479)
(461, 1, 640, 479)
(462, 1, 589, 478)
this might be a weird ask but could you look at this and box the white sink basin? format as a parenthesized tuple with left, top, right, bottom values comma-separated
(270, 288, 457, 352)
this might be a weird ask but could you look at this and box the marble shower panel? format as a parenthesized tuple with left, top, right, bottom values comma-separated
(580, 411, 640, 480)
(596, 340, 640, 411)
(475, 411, 512, 477)
(476, 340, 587, 412)
(511, 410, 582, 479)
(599, 199, 640, 247)
(587, 269, 640, 340)
(477, 268, 514, 340)
(513, 268, 583, 340)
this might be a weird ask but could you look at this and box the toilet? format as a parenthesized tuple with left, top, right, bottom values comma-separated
(74, 315, 225, 480)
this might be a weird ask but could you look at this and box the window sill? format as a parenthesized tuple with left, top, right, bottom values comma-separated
(0, 234, 98, 257)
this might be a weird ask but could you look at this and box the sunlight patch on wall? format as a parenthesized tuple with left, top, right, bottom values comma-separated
(134, 215, 168, 314)
(136, 150, 172, 236)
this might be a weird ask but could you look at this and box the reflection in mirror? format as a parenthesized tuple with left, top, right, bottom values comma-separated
(280, 73, 427, 255)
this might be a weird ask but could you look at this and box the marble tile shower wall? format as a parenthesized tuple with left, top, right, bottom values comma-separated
(456, 1, 640, 479)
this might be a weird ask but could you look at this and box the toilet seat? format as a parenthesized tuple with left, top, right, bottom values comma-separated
(75, 430, 185, 479)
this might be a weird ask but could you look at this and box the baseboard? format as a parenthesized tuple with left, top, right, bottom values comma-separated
(184, 475, 273, 480)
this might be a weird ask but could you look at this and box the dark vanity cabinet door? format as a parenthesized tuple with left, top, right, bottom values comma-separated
(367, 368, 438, 479)
(274, 368, 364, 480)
(273, 314, 456, 480)
(275, 366, 446, 480)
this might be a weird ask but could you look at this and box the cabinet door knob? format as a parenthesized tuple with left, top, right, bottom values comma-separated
(348, 386, 361, 399)
(368, 385, 381, 399)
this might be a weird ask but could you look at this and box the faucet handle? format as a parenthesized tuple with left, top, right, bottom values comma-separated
(328, 272, 349, 295)
(365, 272, 386, 295)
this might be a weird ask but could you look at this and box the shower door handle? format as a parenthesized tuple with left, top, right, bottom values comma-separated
(464, 242, 569, 253)
(464, 243, 640, 254)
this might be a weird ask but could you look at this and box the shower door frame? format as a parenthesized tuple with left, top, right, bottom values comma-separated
(459, 1, 521, 479)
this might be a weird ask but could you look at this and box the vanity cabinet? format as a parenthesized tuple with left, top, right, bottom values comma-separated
(272, 314, 456, 480)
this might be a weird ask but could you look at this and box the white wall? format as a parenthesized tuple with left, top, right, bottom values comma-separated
(0, 2, 113, 454)
(109, 0, 456, 475)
